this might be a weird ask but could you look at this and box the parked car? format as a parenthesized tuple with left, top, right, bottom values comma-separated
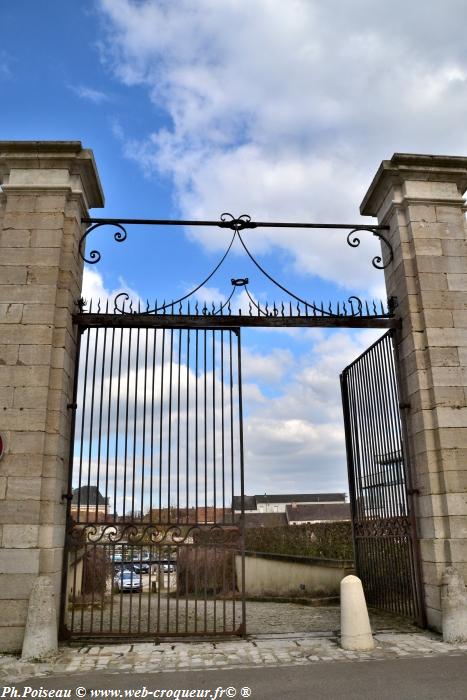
(113, 569, 142, 593)
(162, 561, 176, 573)
(132, 562, 150, 574)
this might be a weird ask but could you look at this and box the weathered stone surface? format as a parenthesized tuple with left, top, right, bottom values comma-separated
(0, 548, 40, 573)
(2, 525, 39, 548)
(21, 576, 58, 660)
(441, 567, 467, 643)
(0, 142, 103, 652)
(361, 153, 467, 632)
(340, 575, 374, 651)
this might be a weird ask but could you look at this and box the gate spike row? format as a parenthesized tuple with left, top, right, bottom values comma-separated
(212, 302, 215, 315)
(163, 299, 166, 314)
(227, 300, 231, 314)
(373, 300, 377, 314)
(343, 301, 347, 315)
(328, 302, 332, 315)
(312, 301, 316, 316)
(320, 301, 324, 315)
(281, 302, 285, 316)
(187, 300, 190, 315)
(349, 299, 355, 315)
(289, 301, 293, 316)
(195, 301, 199, 315)
(273, 302, 277, 316)
(337, 302, 340, 315)
(97, 298, 101, 313)
(297, 302, 301, 316)
(249, 302, 252, 316)
(365, 301, 370, 315)
(89, 299, 93, 313)
(265, 302, 269, 316)
(202, 302, 208, 316)
(380, 300, 385, 315)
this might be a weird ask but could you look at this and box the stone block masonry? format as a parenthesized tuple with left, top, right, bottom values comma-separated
(0, 142, 104, 652)
(361, 153, 467, 631)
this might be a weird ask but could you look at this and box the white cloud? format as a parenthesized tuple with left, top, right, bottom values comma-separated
(70, 84, 110, 104)
(78, 270, 382, 497)
(97, 0, 467, 298)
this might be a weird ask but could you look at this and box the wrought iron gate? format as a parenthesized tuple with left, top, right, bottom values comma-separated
(340, 330, 425, 625)
(61, 320, 246, 640)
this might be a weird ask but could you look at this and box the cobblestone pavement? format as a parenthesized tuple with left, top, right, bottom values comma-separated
(1, 602, 466, 686)
(66, 598, 417, 637)
(2, 631, 467, 685)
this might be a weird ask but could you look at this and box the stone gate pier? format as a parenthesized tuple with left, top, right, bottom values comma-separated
(361, 154, 467, 631)
(0, 142, 103, 651)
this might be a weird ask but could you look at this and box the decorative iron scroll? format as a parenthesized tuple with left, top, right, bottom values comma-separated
(353, 516, 411, 539)
(80, 213, 393, 270)
(67, 523, 242, 547)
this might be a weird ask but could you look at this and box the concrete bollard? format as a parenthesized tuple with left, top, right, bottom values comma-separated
(340, 574, 375, 650)
(21, 576, 58, 661)
(441, 566, 467, 643)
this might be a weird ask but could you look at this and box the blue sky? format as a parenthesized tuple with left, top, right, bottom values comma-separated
(3, 0, 467, 500)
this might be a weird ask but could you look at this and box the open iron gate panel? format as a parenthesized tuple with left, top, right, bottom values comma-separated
(340, 330, 425, 626)
(61, 325, 246, 640)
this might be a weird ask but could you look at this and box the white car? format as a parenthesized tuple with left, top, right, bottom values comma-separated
(114, 569, 142, 593)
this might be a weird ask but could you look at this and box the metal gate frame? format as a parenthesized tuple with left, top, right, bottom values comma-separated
(60, 320, 246, 641)
(340, 329, 426, 626)
(58, 211, 427, 639)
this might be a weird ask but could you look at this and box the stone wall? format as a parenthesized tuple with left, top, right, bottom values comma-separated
(236, 552, 354, 598)
(361, 153, 467, 631)
(0, 142, 103, 651)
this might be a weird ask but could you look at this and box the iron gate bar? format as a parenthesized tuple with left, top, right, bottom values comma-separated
(79, 214, 393, 271)
(81, 215, 390, 229)
(340, 330, 425, 626)
(63, 323, 246, 641)
(74, 312, 400, 330)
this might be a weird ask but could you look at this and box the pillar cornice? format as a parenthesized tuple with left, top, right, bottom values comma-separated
(0, 141, 104, 211)
(360, 153, 467, 222)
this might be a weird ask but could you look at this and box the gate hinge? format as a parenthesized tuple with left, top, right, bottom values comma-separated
(387, 296, 399, 314)
(62, 492, 74, 502)
(67, 402, 78, 410)
(399, 402, 410, 410)
(407, 489, 420, 496)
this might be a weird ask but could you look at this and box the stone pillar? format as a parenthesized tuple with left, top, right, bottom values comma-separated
(360, 153, 467, 631)
(0, 142, 104, 651)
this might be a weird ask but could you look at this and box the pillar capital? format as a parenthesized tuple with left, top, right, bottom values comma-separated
(360, 153, 467, 222)
(0, 141, 104, 211)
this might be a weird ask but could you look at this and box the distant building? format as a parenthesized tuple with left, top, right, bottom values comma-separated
(144, 506, 231, 524)
(235, 512, 288, 528)
(286, 502, 351, 525)
(70, 485, 112, 522)
(361, 451, 405, 516)
(232, 493, 347, 514)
